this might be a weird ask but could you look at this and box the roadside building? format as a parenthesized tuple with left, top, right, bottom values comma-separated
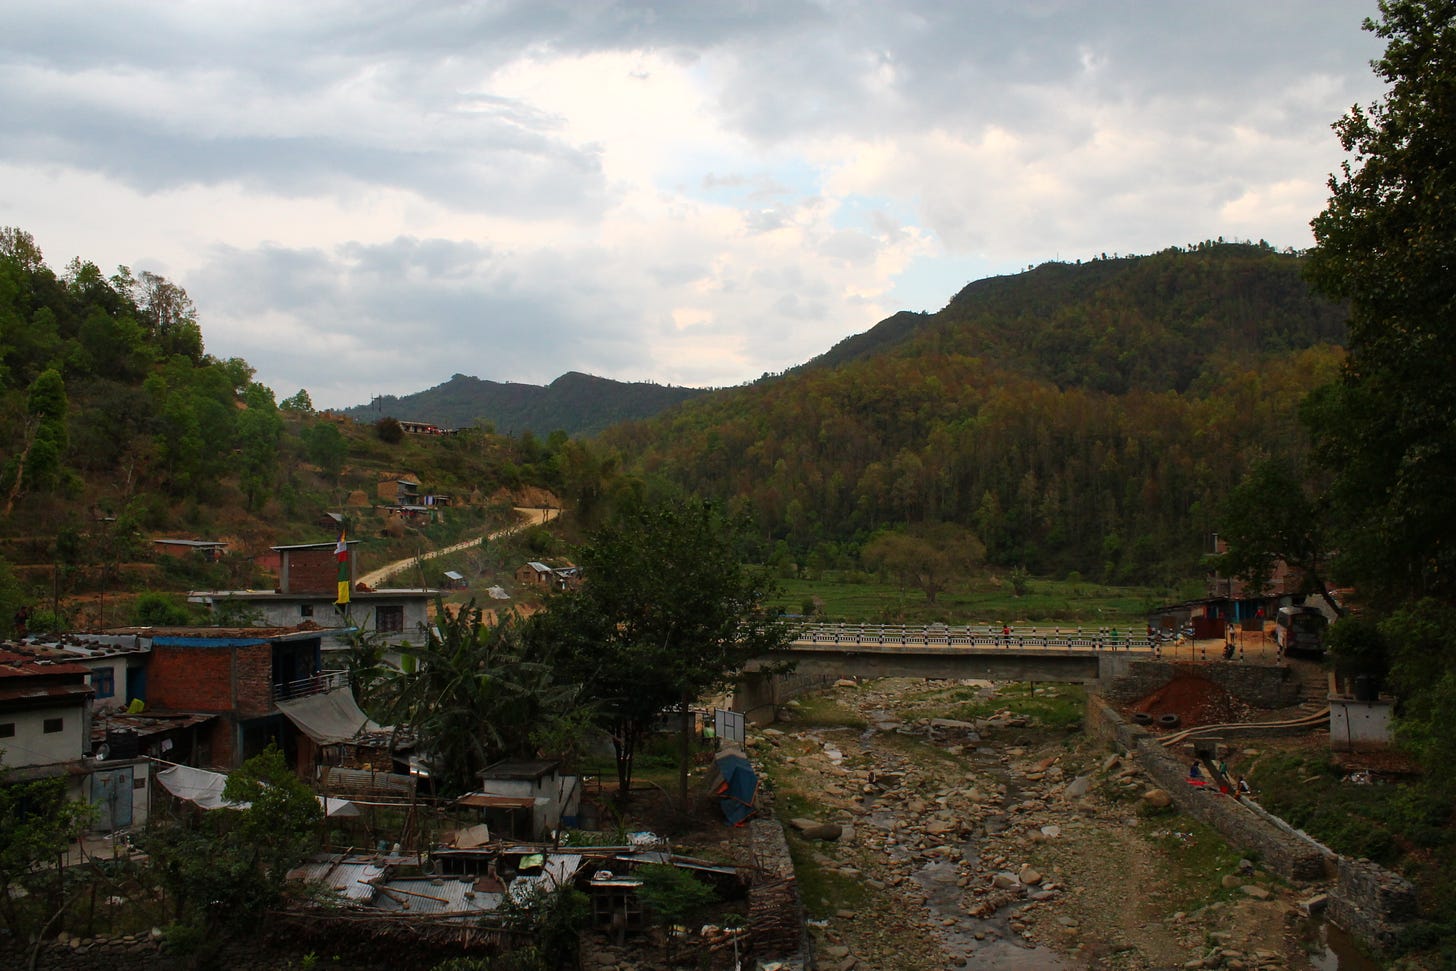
(189, 540, 438, 648)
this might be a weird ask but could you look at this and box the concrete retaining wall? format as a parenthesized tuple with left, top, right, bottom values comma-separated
(732, 670, 840, 724)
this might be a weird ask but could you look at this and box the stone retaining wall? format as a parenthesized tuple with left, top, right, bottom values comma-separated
(1100, 659, 1300, 709)
(1090, 696, 1419, 957)
(747, 817, 809, 968)
(1088, 696, 1328, 881)
(1326, 857, 1417, 953)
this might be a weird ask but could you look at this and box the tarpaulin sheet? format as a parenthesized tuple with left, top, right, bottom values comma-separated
(712, 752, 758, 825)
(155, 764, 248, 811)
(157, 764, 356, 816)
(275, 686, 386, 745)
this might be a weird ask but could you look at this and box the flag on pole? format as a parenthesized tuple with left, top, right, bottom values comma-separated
(335, 529, 351, 606)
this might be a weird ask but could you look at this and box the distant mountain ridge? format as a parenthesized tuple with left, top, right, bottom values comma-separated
(341, 371, 708, 438)
(596, 241, 1350, 583)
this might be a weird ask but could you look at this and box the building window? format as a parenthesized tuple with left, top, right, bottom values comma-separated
(43, 717, 63, 734)
(93, 668, 116, 699)
(0, 723, 14, 738)
(300, 604, 314, 618)
(376, 605, 405, 633)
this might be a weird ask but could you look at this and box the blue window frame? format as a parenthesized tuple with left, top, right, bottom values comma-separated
(93, 668, 115, 699)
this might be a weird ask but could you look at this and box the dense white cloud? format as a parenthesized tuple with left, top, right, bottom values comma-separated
(0, 1, 1385, 407)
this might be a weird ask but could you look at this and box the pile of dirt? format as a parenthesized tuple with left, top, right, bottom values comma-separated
(1130, 675, 1253, 728)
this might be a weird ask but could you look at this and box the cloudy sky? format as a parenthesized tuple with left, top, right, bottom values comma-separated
(2, 1, 1386, 408)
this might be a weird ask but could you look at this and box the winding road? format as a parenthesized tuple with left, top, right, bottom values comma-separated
(356, 506, 559, 589)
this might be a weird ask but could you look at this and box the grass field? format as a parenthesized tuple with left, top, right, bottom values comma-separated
(768, 571, 1183, 626)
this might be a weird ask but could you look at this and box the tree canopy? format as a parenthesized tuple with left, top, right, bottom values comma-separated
(537, 494, 794, 803)
(1305, 0, 1456, 606)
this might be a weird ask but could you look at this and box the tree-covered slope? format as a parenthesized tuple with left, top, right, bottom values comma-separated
(0, 227, 576, 632)
(600, 243, 1348, 584)
(341, 370, 708, 438)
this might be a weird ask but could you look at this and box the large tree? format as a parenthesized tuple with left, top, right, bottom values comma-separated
(538, 494, 794, 807)
(1305, 0, 1456, 606)
(861, 522, 986, 605)
(1215, 459, 1343, 617)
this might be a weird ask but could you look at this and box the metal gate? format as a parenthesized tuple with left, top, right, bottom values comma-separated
(714, 708, 746, 745)
(91, 765, 134, 830)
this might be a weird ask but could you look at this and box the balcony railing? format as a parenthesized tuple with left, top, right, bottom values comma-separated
(273, 670, 350, 702)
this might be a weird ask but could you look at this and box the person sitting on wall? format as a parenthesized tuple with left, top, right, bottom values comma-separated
(1187, 762, 1205, 787)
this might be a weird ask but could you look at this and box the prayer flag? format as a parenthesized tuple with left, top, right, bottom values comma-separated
(335, 529, 350, 605)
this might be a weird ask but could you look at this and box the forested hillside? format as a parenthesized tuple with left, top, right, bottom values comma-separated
(601, 242, 1348, 584)
(0, 228, 581, 631)
(341, 370, 707, 437)
(1, 227, 1349, 614)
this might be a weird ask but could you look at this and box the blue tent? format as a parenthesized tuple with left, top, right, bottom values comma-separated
(712, 752, 758, 826)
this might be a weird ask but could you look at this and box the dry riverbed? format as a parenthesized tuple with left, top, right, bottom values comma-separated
(755, 678, 1319, 971)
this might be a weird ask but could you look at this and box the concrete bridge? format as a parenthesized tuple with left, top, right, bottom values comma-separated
(734, 623, 1162, 721)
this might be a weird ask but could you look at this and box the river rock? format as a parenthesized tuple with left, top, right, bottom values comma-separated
(1063, 774, 1092, 798)
(1142, 788, 1173, 808)
(1018, 864, 1043, 885)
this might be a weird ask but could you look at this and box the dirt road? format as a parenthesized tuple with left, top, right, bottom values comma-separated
(356, 506, 559, 588)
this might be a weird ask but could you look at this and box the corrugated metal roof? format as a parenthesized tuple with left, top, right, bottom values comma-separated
(374, 878, 502, 918)
(288, 859, 388, 902)
(0, 652, 93, 678)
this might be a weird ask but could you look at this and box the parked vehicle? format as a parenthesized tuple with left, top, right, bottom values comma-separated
(1274, 605, 1327, 657)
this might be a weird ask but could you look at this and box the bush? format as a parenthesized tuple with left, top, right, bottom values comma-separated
(375, 416, 403, 443)
(131, 592, 192, 626)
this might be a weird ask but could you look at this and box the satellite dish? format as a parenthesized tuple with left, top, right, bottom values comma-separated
(94, 743, 110, 761)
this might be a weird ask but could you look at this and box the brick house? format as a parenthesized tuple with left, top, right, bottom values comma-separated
(114, 624, 330, 771)
(514, 561, 579, 591)
(378, 475, 421, 506)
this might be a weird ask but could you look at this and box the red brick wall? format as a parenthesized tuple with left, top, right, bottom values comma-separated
(233, 646, 274, 716)
(206, 716, 237, 770)
(149, 646, 234, 711)
(147, 644, 274, 717)
(284, 549, 344, 594)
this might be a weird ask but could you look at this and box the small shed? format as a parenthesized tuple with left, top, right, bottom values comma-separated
(461, 759, 580, 840)
(153, 539, 227, 561)
(514, 562, 556, 586)
(442, 570, 467, 590)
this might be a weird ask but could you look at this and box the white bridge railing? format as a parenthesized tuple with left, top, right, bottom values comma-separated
(791, 623, 1152, 652)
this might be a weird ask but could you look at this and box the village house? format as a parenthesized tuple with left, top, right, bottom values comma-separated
(189, 540, 438, 648)
(456, 758, 582, 841)
(101, 624, 333, 771)
(152, 538, 228, 561)
(514, 561, 579, 591)
(3, 635, 149, 712)
(0, 649, 152, 831)
(377, 474, 421, 506)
